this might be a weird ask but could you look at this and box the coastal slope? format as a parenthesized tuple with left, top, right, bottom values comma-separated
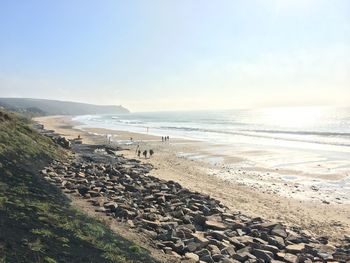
(0, 110, 156, 263)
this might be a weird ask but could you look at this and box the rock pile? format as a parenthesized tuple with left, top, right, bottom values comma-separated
(37, 127, 71, 149)
(40, 145, 350, 263)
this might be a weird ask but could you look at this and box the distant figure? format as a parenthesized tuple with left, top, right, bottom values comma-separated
(162, 136, 164, 142)
(135, 144, 140, 154)
(78, 135, 81, 139)
(137, 149, 141, 158)
(164, 136, 167, 141)
(130, 137, 133, 142)
(143, 150, 147, 158)
(167, 136, 169, 141)
(149, 149, 154, 157)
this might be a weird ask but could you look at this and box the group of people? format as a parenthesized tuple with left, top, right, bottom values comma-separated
(135, 144, 154, 158)
(161, 136, 170, 142)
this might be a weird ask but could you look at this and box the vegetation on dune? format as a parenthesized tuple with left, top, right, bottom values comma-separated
(0, 110, 158, 263)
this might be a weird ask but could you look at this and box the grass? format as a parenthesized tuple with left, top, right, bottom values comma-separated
(0, 110, 159, 263)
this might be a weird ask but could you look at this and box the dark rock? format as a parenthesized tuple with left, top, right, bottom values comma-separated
(200, 255, 214, 263)
(252, 249, 274, 262)
(271, 225, 287, 238)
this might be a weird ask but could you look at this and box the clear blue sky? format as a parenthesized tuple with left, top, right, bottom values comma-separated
(0, 0, 349, 111)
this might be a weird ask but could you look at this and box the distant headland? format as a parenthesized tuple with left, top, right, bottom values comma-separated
(0, 97, 130, 116)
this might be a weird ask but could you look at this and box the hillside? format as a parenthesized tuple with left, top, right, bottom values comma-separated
(0, 110, 157, 263)
(0, 98, 129, 116)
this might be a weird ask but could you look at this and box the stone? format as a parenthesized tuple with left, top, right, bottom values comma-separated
(185, 252, 199, 262)
(221, 246, 236, 257)
(196, 249, 211, 258)
(236, 229, 245, 236)
(193, 214, 207, 226)
(220, 259, 240, 263)
(78, 185, 90, 195)
(210, 231, 227, 241)
(252, 249, 274, 262)
(205, 220, 226, 230)
(280, 253, 298, 263)
(232, 252, 255, 262)
(163, 247, 172, 254)
(286, 243, 305, 254)
(260, 244, 279, 254)
(207, 244, 221, 255)
(271, 225, 287, 238)
(190, 232, 210, 248)
(103, 202, 118, 210)
(211, 254, 224, 261)
(268, 236, 285, 249)
(187, 242, 199, 252)
(200, 255, 214, 263)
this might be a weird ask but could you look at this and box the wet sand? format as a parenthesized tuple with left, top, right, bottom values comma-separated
(34, 115, 350, 242)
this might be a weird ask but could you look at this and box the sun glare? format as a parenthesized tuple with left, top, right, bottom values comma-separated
(258, 107, 324, 128)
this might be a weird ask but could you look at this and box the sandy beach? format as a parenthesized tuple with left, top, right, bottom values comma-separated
(35, 115, 350, 243)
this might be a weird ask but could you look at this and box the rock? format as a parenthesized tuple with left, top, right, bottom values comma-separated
(220, 259, 240, 263)
(260, 244, 279, 254)
(205, 220, 226, 230)
(211, 254, 224, 261)
(87, 190, 100, 197)
(163, 246, 172, 254)
(207, 244, 221, 255)
(252, 249, 274, 262)
(267, 236, 285, 249)
(260, 222, 279, 230)
(232, 252, 255, 262)
(78, 185, 90, 196)
(221, 246, 235, 257)
(200, 255, 214, 263)
(286, 243, 305, 254)
(210, 231, 227, 241)
(187, 242, 199, 252)
(196, 249, 211, 258)
(190, 232, 210, 248)
(271, 225, 287, 238)
(95, 207, 107, 213)
(185, 252, 199, 262)
(332, 251, 350, 262)
(277, 252, 298, 263)
(103, 202, 118, 210)
(193, 214, 207, 226)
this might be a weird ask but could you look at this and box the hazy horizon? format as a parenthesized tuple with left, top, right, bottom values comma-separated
(0, 0, 349, 111)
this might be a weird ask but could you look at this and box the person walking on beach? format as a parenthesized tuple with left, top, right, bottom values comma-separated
(149, 149, 154, 157)
(137, 149, 141, 158)
(142, 150, 147, 158)
(167, 136, 169, 141)
(162, 136, 164, 142)
(135, 144, 140, 154)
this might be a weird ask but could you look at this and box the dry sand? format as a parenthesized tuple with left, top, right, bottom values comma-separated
(35, 115, 350, 242)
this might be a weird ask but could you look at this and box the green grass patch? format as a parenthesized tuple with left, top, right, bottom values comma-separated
(0, 110, 159, 263)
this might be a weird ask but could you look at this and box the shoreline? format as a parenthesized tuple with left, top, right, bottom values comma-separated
(34, 115, 350, 242)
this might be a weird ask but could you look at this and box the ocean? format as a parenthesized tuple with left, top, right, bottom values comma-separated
(73, 106, 350, 154)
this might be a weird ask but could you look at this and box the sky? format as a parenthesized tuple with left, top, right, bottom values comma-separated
(0, 0, 349, 112)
